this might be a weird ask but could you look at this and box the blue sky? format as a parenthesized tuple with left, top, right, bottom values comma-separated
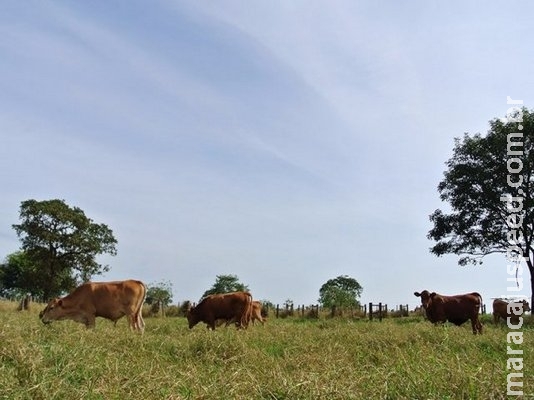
(1, 1, 534, 308)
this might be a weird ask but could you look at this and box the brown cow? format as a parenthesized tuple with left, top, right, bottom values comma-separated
(39, 280, 147, 333)
(492, 298, 531, 325)
(251, 300, 266, 325)
(414, 290, 483, 334)
(187, 291, 252, 330)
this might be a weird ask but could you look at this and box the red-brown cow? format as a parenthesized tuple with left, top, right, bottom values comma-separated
(493, 298, 531, 325)
(187, 291, 252, 330)
(39, 280, 147, 333)
(414, 290, 483, 334)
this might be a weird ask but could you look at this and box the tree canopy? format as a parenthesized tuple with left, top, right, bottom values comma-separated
(9, 199, 117, 300)
(428, 107, 534, 303)
(0, 251, 40, 298)
(201, 274, 249, 299)
(318, 275, 363, 309)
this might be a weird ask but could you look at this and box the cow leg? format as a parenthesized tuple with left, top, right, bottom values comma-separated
(224, 317, 237, 327)
(128, 312, 145, 333)
(127, 314, 135, 331)
(239, 313, 250, 329)
(84, 315, 96, 329)
(207, 318, 216, 330)
(137, 312, 145, 333)
(471, 317, 483, 334)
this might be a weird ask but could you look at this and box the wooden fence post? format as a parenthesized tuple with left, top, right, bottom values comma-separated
(378, 302, 382, 322)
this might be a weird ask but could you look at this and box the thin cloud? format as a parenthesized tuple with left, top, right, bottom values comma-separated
(2, 1, 534, 307)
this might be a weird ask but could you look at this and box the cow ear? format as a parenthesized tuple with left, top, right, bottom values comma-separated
(414, 292, 421, 297)
(430, 292, 437, 298)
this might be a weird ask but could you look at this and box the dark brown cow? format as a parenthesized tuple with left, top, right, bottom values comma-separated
(39, 280, 146, 333)
(187, 291, 253, 330)
(414, 290, 483, 334)
(492, 298, 531, 325)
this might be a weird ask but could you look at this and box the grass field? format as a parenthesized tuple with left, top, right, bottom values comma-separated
(0, 300, 532, 399)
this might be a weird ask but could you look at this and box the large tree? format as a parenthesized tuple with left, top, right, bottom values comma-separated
(428, 107, 534, 304)
(11, 199, 117, 300)
(201, 274, 249, 299)
(318, 275, 363, 309)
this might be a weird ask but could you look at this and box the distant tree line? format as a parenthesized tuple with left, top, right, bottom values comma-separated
(1, 200, 367, 310)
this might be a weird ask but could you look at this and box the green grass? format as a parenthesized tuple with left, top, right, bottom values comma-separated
(0, 301, 532, 399)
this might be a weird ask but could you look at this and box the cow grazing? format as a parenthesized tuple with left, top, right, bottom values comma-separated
(492, 298, 531, 325)
(187, 291, 253, 330)
(251, 300, 266, 325)
(39, 280, 147, 333)
(414, 290, 483, 334)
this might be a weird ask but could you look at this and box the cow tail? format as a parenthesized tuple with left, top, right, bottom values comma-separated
(136, 281, 147, 333)
(241, 292, 253, 329)
(475, 292, 484, 333)
(475, 292, 483, 314)
(247, 293, 253, 328)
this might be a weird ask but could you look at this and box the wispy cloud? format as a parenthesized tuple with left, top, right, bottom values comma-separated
(2, 1, 534, 306)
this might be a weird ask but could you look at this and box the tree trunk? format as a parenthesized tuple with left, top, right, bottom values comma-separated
(528, 257, 534, 308)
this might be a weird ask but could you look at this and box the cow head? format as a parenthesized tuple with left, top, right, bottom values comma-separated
(39, 298, 64, 324)
(414, 290, 437, 310)
(186, 306, 199, 329)
(521, 300, 531, 313)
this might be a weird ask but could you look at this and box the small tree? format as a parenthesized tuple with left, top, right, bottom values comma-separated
(11, 199, 117, 300)
(0, 251, 42, 299)
(146, 280, 173, 316)
(283, 298, 294, 309)
(201, 274, 249, 299)
(283, 298, 294, 316)
(318, 275, 363, 310)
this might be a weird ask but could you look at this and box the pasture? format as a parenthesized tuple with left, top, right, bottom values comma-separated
(0, 300, 532, 399)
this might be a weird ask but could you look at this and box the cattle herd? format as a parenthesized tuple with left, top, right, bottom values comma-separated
(38, 279, 264, 333)
(37, 280, 530, 335)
